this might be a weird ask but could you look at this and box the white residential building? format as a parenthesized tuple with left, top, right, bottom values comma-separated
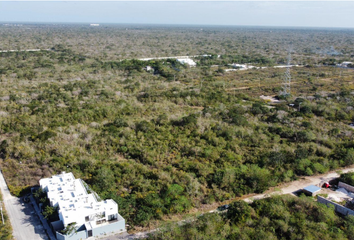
(177, 58, 197, 67)
(145, 66, 153, 71)
(341, 62, 353, 67)
(229, 63, 248, 69)
(39, 172, 125, 240)
(228, 63, 257, 71)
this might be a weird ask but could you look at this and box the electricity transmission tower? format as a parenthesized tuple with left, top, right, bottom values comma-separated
(280, 50, 292, 97)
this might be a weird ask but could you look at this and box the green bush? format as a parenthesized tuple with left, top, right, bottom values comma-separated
(36, 130, 57, 142)
(339, 172, 354, 186)
(148, 195, 351, 240)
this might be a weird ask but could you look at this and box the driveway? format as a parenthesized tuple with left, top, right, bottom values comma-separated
(89, 231, 154, 240)
(0, 169, 47, 240)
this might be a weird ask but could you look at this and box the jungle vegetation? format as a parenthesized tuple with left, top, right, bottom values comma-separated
(147, 195, 354, 240)
(0, 24, 354, 229)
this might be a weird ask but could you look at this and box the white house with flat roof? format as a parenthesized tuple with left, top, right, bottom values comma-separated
(39, 172, 125, 240)
(177, 58, 197, 67)
(337, 61, 353, 67)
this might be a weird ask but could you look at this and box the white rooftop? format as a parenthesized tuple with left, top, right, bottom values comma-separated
(40, 172, 118, 227)
(177, 58, 197, 66)
(229, 63, 257, 70)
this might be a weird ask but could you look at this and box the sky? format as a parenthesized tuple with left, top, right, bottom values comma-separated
(0, 1, 353, 28)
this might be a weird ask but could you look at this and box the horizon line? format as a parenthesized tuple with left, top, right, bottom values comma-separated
(1, 21, 354, 30)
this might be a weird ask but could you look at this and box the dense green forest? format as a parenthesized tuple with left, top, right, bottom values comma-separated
(147, 195, 354, 240)
(0, 25, 354, 229)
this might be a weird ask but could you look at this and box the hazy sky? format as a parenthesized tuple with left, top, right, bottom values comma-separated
(0, 1, 353, 28)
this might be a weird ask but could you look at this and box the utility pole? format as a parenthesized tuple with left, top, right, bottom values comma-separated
(0, 201, 4, 225)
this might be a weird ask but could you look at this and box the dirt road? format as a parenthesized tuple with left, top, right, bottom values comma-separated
(101, 166, 354, 240)
(0, 49, 50, 53)
(244, 167, 354, 203)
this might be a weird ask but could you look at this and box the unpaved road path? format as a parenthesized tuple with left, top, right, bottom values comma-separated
(102, 166, 354, 240)
(244, 166, 354, 203)
(0, 49, 50, 53)
(0, 169, 48, 240)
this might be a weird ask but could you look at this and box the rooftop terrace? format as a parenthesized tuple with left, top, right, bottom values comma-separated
(39, 172, 118, 227)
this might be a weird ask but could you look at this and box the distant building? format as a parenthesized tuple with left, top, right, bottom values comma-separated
(230, 63, 247, 69)
(177, 58, 196, 67)
(145, 66, 153, 71)
(337, 61, 353, 67)
(229, 63, 256, 70)
(39, 172, 125, 240)
(90, 24, 100, 27)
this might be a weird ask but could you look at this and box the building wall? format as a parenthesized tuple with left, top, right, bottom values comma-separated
(338, 181, 354, 193)
(92, 219, 126, 238)
(317, 196, 354, 216)
(56, 219, 125, 240)
(303, 190, 317, 196)
(56, 229, 87, 240)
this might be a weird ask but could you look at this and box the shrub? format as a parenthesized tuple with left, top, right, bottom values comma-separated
(36, 130, 57, 142)
(297, 131, 315, 142)
(227, 200, 251, 223)
(339, 172, 354, 186)
(305, 167, 314, 176)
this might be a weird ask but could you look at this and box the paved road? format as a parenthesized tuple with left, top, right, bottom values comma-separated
(0, 170, 47, 240)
